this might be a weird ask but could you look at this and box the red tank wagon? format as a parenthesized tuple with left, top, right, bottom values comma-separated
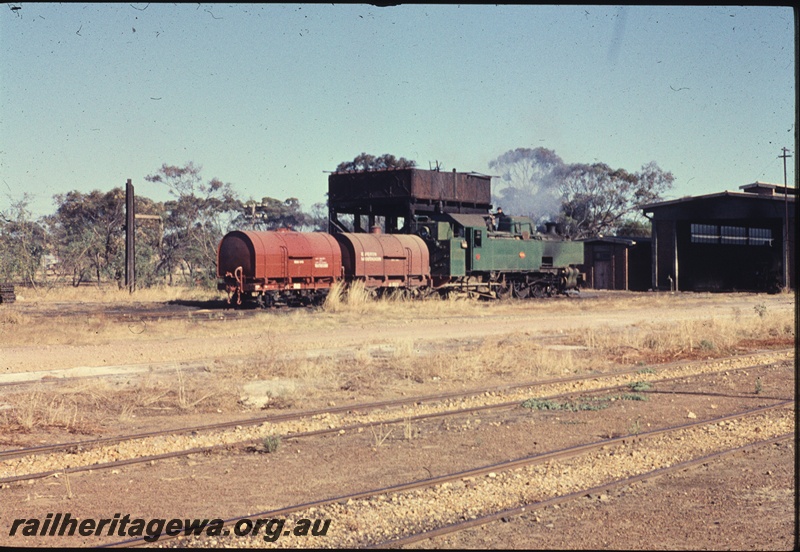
(217, 230, 342, 306)
(333, 229, 430, 289)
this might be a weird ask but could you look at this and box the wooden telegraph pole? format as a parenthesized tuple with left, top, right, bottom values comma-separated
(125, 179, 135, 293)
(124, 179, 164, 293)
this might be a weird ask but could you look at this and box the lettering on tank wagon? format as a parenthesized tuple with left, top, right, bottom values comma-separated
(360, 252, 382, 262)
(314, 257, 329, 269)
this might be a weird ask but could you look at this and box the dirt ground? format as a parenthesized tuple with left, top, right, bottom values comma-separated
(0, 290, 796, 549)
(419, 438, 795, 550)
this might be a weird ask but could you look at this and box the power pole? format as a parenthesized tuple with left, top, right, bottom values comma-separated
(779, 147, 792, 291)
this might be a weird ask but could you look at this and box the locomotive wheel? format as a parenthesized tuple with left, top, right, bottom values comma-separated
(512, 281, 530, 299)
(531, 284, 547, 298)
(496, 283, 512, 300)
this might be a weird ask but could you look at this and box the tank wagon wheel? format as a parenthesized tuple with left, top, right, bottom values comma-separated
(380, 287, 407, 301)
(412, 287, 432, 300)
(310, 291, 328, 307)
(392, 288, 412, 301)
(255, 294, 274, 309)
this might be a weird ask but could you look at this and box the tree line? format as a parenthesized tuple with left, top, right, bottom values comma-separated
(0, 163, 323, 289)
(0, 150, 673, 288)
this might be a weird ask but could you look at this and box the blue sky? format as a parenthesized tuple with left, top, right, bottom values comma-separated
(1, 4, 795, 218)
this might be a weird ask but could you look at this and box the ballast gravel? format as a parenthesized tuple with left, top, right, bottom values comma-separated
(163, 408, 793, 548)
(0, 351, 789, 482)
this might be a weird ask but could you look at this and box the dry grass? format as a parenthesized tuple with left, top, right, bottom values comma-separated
(0, 369, 243, 436)
(322, 287, 789, 326)
(574, 307, 795, 363)
(0, 313, 217, 347)
(322, 281, 382, 313)
(0, 309, 27, 326)
(1, 290, 793, 441)
(0, 389, 83, 434)
(16, 285, 223, 304)
(309, 333, 600, 392)
(314, 291, 795, 388)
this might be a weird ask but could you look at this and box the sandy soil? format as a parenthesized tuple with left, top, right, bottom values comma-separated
(2, 291, 793, 374)
(0, 290, 795, 549)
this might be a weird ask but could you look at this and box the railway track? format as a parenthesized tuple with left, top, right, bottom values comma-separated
(98, 401, 793, 547)
(8, 302, 263, 323)
(371, 432, 794, 549)
(0, 353, 790, 485)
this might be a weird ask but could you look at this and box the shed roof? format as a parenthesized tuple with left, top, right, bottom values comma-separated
(642, 190, 795, 212)
(580, 236, 645, 246)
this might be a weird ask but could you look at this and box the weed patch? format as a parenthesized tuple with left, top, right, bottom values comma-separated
(522, 397, 610, 412)
(262, 435, 281, 453)
(698, 339, 715, 351)
(628, 381, 652, 392)
(618, 393, 649, 401)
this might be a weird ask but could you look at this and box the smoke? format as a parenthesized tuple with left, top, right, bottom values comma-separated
(489, 147, 565, 227)
(492, 182, 563, 228)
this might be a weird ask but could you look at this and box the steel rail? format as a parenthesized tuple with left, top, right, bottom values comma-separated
(0, 359, 790, 487)
(373, 432, 795, 549)
(99, 400, 793, 548)
(2, 380, 789, 485)
(6, 305, 264, 323)
(1, 350, 788, 463)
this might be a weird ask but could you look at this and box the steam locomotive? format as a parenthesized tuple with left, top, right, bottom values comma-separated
(217, 210, 583, 307)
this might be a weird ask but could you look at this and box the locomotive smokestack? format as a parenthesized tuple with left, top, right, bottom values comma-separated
(369, 225, 382, 234)
(545, 222, 558, 235)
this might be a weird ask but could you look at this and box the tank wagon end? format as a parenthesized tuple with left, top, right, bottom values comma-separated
(217, 230, 343, 307)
